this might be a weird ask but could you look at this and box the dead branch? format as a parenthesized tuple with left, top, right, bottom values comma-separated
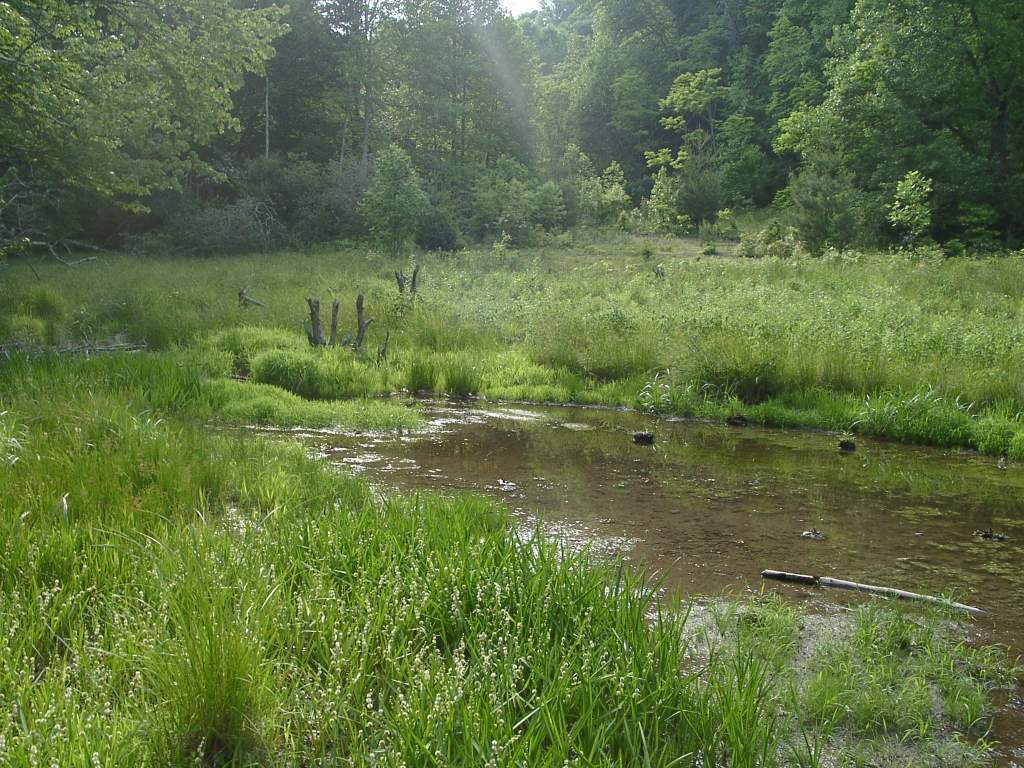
(761, 570, 984, 615)
(238, 288, 266, 308)
(377, 331, 390, 365)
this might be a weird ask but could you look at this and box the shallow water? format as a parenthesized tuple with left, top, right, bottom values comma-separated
(261, 400, 1024, 757)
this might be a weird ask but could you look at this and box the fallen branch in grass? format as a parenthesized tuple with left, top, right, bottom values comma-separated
(238, 288, 266, 308)
(761, 569, 984, 616)
(1, 341, 146, 359)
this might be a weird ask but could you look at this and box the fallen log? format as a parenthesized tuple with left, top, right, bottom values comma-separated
(761, 569, 984, 616)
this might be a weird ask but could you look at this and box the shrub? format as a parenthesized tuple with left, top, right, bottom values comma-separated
(3, 314, 47, 344)
(888, 170, 933, 244)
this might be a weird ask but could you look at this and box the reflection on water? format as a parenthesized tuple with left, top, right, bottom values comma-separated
(252, 400, 1024, 760)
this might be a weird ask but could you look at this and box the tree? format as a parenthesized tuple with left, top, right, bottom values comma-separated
(776, 0, 1024, 242)
(0, 0, 285, 248)
(358, 145, 430, 255)
(888, 171, 933, 243)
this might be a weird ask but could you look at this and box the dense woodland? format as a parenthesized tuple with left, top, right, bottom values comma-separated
(3, 0, 1022, 257)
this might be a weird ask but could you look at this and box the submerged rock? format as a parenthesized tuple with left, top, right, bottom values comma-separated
(726, 415, 748, 428)
(839, 439, 856, 453)
(633, 431, 655, 446)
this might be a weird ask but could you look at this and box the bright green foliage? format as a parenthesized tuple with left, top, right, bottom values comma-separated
(358, 145, 430, 256)
(0, 0, 284, 205)
(888, 171, 933, 243)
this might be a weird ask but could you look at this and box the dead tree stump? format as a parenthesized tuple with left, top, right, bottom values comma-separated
(305, 298, 324, 347)
(354, 293, 374, 349)
(395, 263, 421, 295)
(328, 299, 341, 347)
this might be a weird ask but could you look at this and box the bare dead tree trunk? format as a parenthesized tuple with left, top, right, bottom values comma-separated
(395, 271, 406, 293)
(305, 298, 324, 347)
(410, 263, 420, 295)
(328, 299, 341, 347)
(340, 116, 349, 167)
(354, 293, 374, 349)
(265, 74, 271, 160)
(377, 331, 390, 365)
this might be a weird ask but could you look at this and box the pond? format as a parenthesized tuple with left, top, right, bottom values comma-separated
(254, 400, 1024, 757)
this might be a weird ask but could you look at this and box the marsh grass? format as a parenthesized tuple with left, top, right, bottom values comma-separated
(6, 239, 1023, 454)
(0, 355, 1019, 765)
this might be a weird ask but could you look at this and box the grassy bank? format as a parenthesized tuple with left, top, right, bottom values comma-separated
(3, 234, 1023, 455)
(0, 357, 1019, 766)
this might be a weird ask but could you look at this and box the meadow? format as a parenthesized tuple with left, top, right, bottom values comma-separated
(1, 237, 1023, 765)
(3, 234, 1023, 455)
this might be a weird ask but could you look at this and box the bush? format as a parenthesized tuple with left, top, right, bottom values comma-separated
(3, 314, 47, 344)
(416, 203, 464, 252)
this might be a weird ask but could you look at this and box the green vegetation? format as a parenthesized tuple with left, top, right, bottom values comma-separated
(4, 239, 1023, 456)
(0, 354, 1018, 766)
(5, 0, 1023, 256)
(4, 0, 1024, 763)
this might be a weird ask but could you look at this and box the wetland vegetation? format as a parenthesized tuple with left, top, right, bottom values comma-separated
(4, 0, 1024, 765)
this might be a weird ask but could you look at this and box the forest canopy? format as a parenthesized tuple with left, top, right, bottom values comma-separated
(2, 0, 1022, 256)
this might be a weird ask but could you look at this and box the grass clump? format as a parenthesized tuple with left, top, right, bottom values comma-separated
(404, 355, 438, 393)
(204, 379, 421, 430)
(251, 348, 386, 400)
(438, 353, 482, 397)
(208, 325, 304, 376)
(801, 604, 1020, 741)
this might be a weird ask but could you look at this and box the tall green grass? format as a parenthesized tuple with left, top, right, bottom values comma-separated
(0, 349, 1018, 765)
(3, 240, 1024, 453)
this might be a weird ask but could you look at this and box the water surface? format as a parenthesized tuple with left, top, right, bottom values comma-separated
(260, 400, 1024, 757)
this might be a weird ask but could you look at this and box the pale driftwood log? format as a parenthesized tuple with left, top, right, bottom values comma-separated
(305, 298, 324, 347)
(239, 288, 266, 308)
(353, 293, 374, 349)
(328, 299, 341, 347)
(761, 570, 984, 616)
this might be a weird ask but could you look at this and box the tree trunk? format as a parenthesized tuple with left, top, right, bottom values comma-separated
(361, 25, 373, 176)
(264, 73, 271, 160)
(989, 95, 1009, 177)
(354, 293, 374, 349)
(305, 298, 324, 347)
(340, 116, 349, 167)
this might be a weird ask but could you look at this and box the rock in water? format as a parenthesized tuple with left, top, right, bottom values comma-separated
(975, 528, 1010, 542)
(726, 415, 748, 427)
(801, 528, 826, 541)
(633, 431, 655, 446)
(839, 440, 856, 453)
